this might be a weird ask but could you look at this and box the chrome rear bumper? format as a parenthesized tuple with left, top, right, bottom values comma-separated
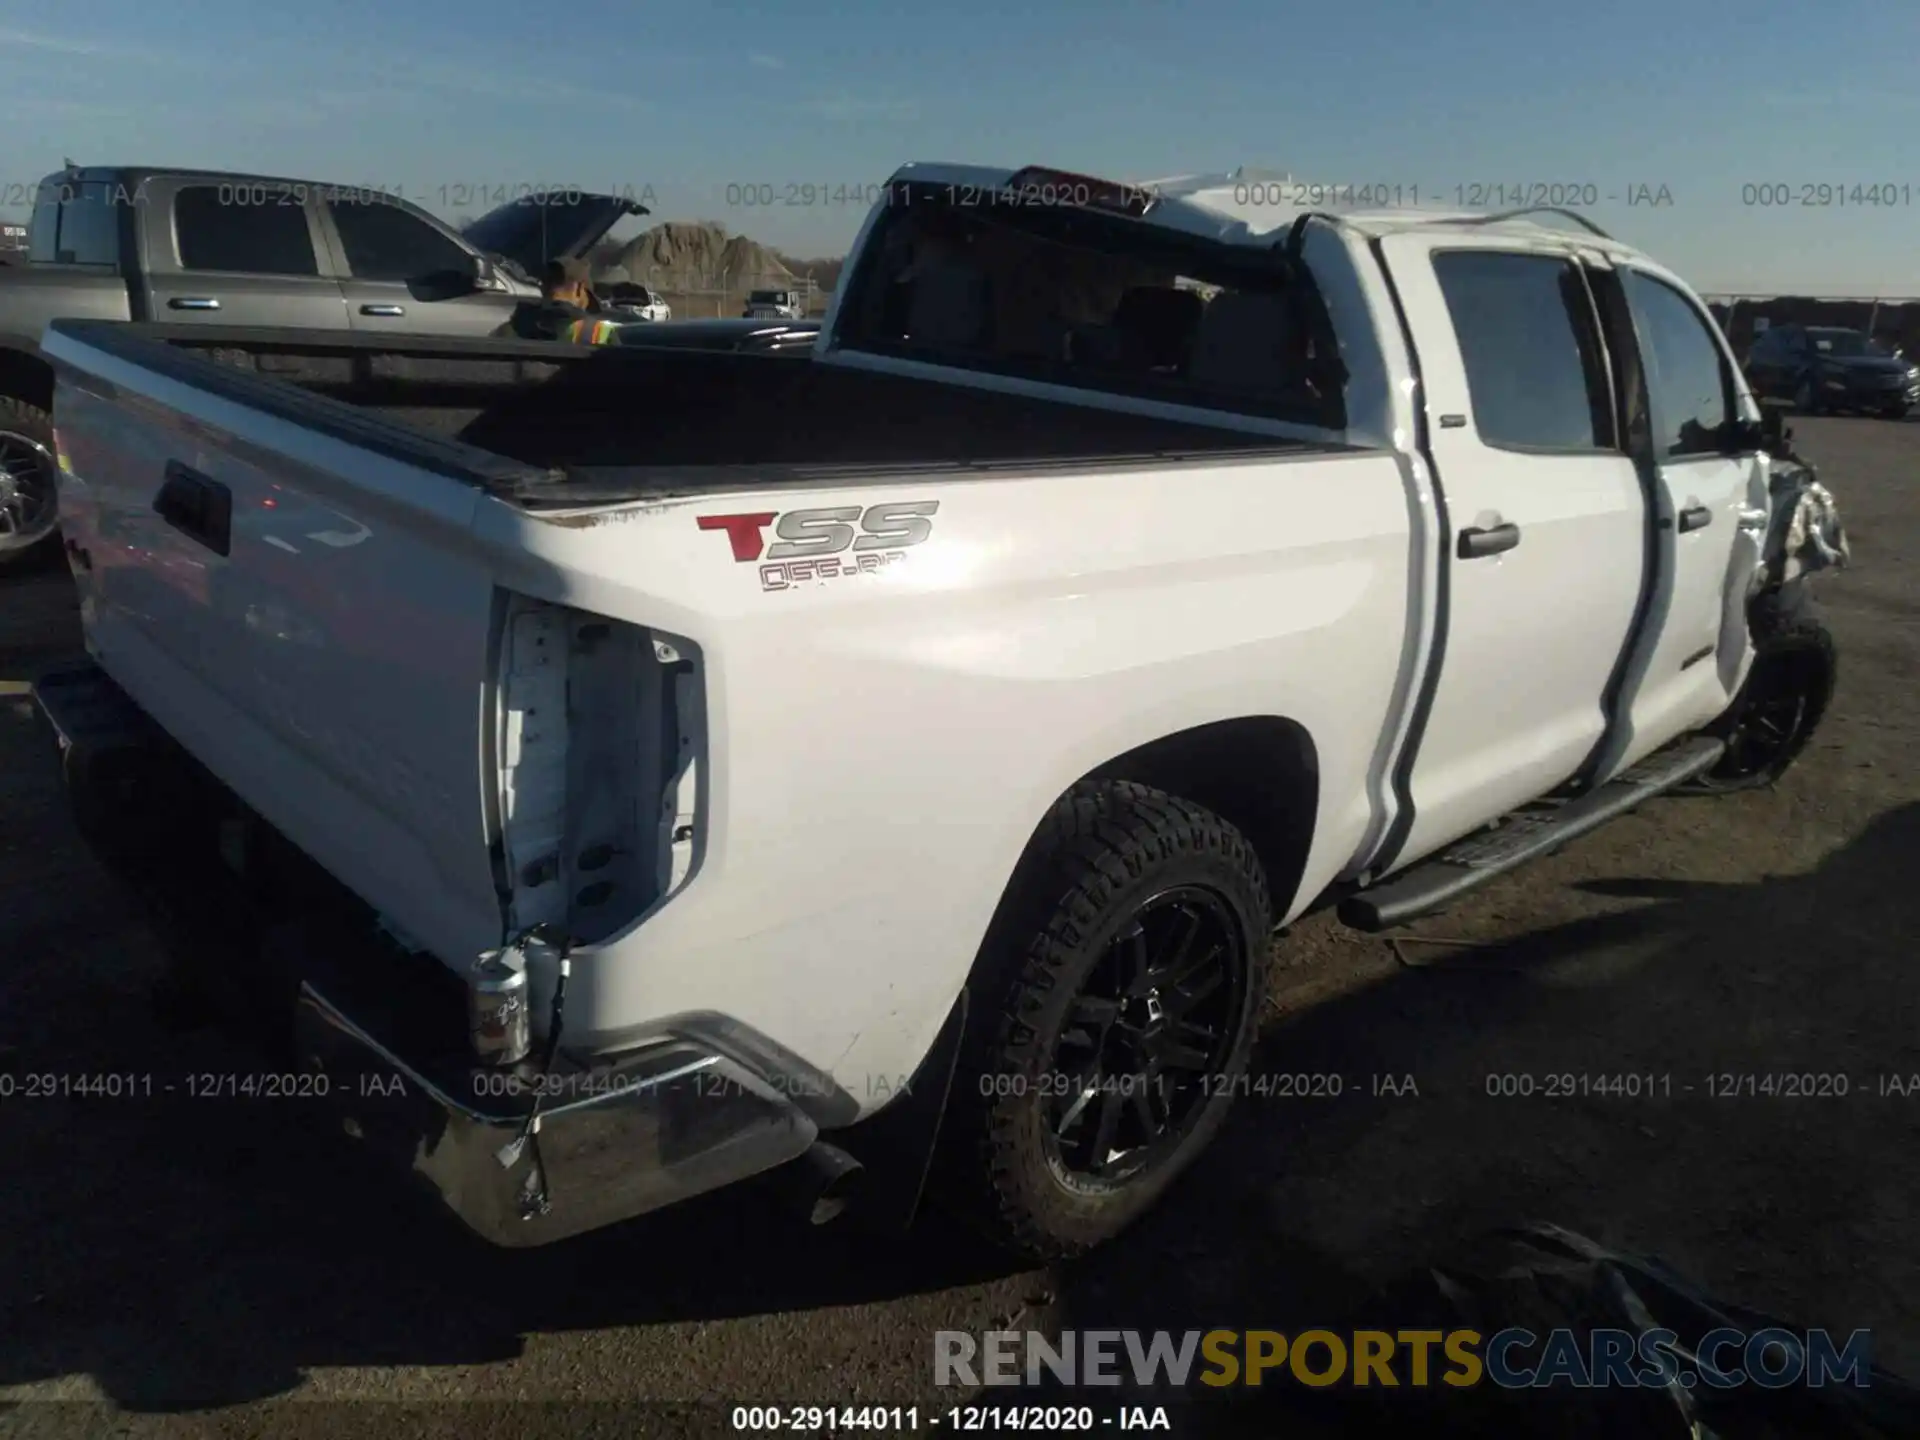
(296, 982, 820, 1247)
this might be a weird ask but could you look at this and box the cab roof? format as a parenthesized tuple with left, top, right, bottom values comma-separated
(886, 161, 1651, 264)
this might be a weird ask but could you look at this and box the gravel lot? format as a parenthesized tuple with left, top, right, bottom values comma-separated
(2, 416, 1916, 1437)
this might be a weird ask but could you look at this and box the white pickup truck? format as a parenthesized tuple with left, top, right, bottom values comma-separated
(35, 162, 1848, 1261)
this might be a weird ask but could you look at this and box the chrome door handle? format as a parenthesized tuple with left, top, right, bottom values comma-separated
(168, 297, 220, 310)
(360, 304, 406, 317)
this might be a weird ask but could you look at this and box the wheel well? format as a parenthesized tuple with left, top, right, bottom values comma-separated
(1085, 716, 1320, 918)
(0, 345, 53, 413)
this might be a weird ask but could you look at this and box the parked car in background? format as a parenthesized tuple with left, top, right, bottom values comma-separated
(0, 164, 646, 566)
(602, 282, 671, 322)
(743, 286, 803, 319)
(1743, 323, 1920, 419)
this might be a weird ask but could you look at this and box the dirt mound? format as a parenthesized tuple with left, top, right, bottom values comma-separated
(593, 221, 795, 291)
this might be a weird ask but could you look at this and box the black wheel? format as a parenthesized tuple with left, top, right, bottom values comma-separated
(946, 781, 1272, 1260)
(1695, 592, 1836, 792)
(1882, 404, 1911, 421)
(0, 395, 60, 569)
(1791, 378, 1820, 416)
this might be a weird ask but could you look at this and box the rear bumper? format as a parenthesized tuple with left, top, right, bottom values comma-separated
(297, 982, 821, 1246)
(32, 657, 823, 1249)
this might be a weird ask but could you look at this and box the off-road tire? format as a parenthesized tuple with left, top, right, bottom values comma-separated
(944, 781, 1272, 1261)
(0, 395, 60, 569)
(1694, 587, 1836, 792)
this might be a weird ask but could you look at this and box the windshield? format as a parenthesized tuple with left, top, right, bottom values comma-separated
(1810, 331, 1890, 357)
(749, 290, 789, 303)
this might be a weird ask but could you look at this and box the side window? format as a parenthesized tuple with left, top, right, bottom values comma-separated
(1621, 271, 1734, 458)
(175, 186, 319, 276)
(1432, 251, 1614, 451)
(327, 199, 472, 282)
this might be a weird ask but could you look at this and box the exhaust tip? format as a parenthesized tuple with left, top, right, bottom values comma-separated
(783, 1141, 864, 1226)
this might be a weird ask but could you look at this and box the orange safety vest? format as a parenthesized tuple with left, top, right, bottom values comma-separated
(562, 316, 621, 345)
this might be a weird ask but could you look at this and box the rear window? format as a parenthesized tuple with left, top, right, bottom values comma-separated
(832, 181, 1345, 428)
(28, 181, 120, 266)
(174, 186, 319, 276)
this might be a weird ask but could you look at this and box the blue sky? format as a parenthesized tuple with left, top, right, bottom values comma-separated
(3, 0, 1918, 292)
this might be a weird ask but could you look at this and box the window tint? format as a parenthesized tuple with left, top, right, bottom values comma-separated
(834, 189, 1347, 428)
(33, 182, 121, 266)
(1432, 251, 1613, 450)
(1622, 270, 1733, 457)
(175, 187, 318, 275)
(328, 198, 471, 282)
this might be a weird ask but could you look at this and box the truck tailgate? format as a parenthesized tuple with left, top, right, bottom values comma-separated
(50, 329, 509, 966)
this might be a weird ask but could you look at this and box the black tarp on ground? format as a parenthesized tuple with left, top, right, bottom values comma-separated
(1277, 1221, 1920, 1439)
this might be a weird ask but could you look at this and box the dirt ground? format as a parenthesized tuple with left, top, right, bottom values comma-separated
(1, 415, 1916, 1437)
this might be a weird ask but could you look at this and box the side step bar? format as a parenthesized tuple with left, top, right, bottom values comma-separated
(30, 659, 157, 751)
(1338, 735, 1726, 932)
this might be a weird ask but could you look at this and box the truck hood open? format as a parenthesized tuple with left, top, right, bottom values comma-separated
(460, 193, 650, 276)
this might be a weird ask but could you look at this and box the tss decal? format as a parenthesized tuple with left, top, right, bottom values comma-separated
(698, 501, 939, 591)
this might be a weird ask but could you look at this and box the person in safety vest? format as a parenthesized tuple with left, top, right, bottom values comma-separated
(494, 258, 621, 343)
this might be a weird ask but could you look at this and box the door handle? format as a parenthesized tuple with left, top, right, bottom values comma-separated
(168, 297, 221, 311)
(1677, 504, 1713, 533)
(1457, 522, 1521, 559)
(360, 303, 406, 317)
(153, 461, 232, 557)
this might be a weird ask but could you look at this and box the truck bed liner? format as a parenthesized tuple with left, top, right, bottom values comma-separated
(48, 320, 1339, 509)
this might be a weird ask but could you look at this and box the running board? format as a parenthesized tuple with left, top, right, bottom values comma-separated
(1338, 735, 1726, 932)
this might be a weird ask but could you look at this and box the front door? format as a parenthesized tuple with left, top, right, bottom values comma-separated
(317, 196, 518, 338)
(1588, 265, 1765, 775)
(1374, 234, 1648, 868)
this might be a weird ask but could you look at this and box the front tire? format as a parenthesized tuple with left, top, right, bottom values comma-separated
(947, 781, 1272, 1261)
(1695, 590, 1836, 792)
(1791, 378, 1821, 416)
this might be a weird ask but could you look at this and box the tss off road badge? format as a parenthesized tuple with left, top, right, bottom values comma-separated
(697, 500, 939, 591)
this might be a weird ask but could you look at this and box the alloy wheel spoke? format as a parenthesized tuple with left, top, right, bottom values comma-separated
(1090, 1089, 1124, 1167)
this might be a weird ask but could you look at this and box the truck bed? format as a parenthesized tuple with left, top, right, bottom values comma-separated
(53, 322, 1319, 504)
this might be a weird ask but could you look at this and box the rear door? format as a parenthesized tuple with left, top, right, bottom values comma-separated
(140, 179, 352, 329)
(1375, 234, 1648, 865)
(1588, 264, 1764, 773)
(316, 195, 517, 337)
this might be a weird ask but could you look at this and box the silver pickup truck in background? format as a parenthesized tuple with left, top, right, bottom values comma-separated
(0, 166, 649, 565)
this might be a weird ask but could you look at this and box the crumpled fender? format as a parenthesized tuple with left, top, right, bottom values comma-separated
(1756, 454, 1850, 593)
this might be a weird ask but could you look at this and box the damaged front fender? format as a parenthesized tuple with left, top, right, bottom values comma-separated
(1753, 455, 1851, 596)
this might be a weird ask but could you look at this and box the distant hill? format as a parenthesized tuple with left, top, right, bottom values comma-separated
(588, 221, 844, 298)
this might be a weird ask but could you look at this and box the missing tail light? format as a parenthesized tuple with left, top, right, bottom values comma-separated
(490, 592, 706, 945)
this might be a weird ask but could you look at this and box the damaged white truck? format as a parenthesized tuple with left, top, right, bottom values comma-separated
(35, 163, 1847, 1260)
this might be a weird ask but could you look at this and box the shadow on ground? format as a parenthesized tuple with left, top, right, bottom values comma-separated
(1048, 802, 1920, 1433)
